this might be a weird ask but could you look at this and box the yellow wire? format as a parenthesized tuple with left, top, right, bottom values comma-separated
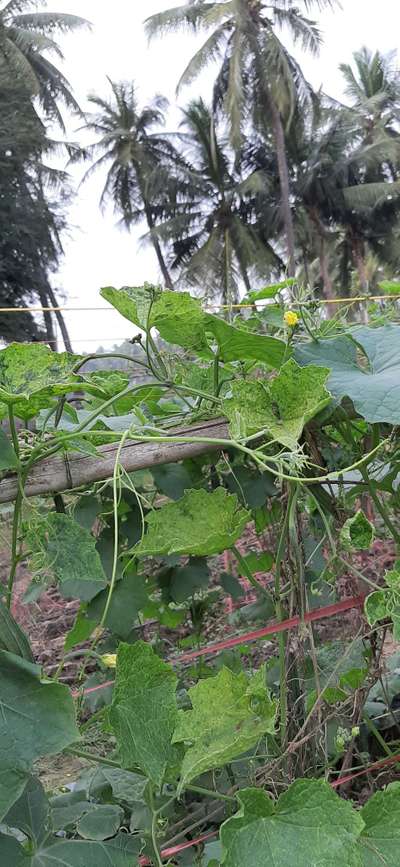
(1, 293, 400, 314)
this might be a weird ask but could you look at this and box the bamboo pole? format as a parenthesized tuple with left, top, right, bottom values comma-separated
(0, 419, 229, 505)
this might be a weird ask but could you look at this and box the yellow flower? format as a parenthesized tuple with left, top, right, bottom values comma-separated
(284, 310, 299, 328)
(101, 653, 117, 668)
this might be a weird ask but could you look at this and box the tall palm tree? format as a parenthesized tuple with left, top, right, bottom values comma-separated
(0, 0, 88, 129)
(340, 47, 400, 140)
(155, 98, 281, 302)
(82, 79, 181, 289)
(145, 0, 338, 278)
(292, 92, 400, 297)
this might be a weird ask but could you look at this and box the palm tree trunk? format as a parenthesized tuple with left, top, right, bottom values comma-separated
(270, 101, 296, 278)
(145, 205, 174, 289)
(46, 286, 73, 352)
(38, 286, 57, 351)
(351, 238, 368, 291)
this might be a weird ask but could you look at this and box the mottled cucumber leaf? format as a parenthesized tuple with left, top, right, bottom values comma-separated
(27, 514, 108, 602)
(173, 666, 276, 793)
(152, 290, 210, 352)
(223, 360, 331, 448)
(340, 510, 375, 550)
(365, 568, 400, 639)
(205, 314, 287, 369)
(220, 780, 363, 866)
(0, 343, 80, 420)
(133, 488, 250, 558)
(359, 781, 400, 864)
(295, 324, 400, 424)
(101, 284, 158, 328)
(109, 642, 180, 787)
(102, 286, 210, 352)
(0, 650, 79, 821)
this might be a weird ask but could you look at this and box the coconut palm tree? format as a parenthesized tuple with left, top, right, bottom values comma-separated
(340, 47, 400, 141)
(154, 98, 281, 302)
(81, 79, 183, 289)
(292, 92, 400, 297)
(0, 0, 88, 129)
(145, 0, 338, 278)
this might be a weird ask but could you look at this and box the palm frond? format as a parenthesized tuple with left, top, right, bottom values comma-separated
(177, 23, 227, 91)
(145, 2, 232, 39)
(7, 25, 63, 57)
(272, 7, 322, 56)
(344, 180, 400, 210)
(10, 12, 90, 34)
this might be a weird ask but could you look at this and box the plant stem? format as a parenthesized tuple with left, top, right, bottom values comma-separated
(6, 488, 22, 609)
(6, 407, 23, 609)
(362, 712, 394, 758)
(274, 485, 298, 747)
(231, 546, 272, 603)
(149, 785, 164, 867)
(184, 784, 236, 804)
(64, 747, 128, 769)
(361, 467, 400, 547)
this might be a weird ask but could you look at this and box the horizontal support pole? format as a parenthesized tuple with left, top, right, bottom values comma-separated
(0, 418, 229, 505)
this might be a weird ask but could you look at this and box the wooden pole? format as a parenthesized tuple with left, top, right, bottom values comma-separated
(0, 419, 229, 505)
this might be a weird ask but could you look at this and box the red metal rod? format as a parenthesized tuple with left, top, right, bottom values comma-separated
(71, 595, 365, 700)
(139, 830, 218, 865)
(177, 595, 365, 663)
(331, 752, 400, 789)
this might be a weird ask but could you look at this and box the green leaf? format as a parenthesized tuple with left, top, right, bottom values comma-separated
(0, 832, 141, 866)
(220, 781, 363, 867)
(295, 325, 400, 424)
(223, 360, 331, 448)
(5, 776, 49, 845)
(0, 650, 79, 821)
(224, 466, 277, 508)
(0, 429, 18, 470)
(205, 315, 287, 368)
(77, 804, 124, 841)
(101, 284, 157, 328)
(0, 599, 34, 661)
(173, 666, 277, 792)
(133, 488, 250, 558)
(93, 767, 147, 807)
(152, 461, 204, 501)
(152, 290, 210, 352)
(359, 781, 400, 864)
(87, 573, 149, 639)
(27, 514, 108, 602)
(341, 510, 375, 550)
(247, 278, 296, 301)
(378, 281, 400, 296)
(64, 609, 97, 652)
(365, 569, 400, 634)
(110, 641, 180, 786)
(159, 558, 210, 604)
(0, 343, 79, 420)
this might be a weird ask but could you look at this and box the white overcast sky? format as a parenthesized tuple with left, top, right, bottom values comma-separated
(46, 0, 400, 350)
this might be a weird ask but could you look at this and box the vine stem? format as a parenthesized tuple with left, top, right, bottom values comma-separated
(360, 467, 400, 547)
(6, 407, 23, 609)
(274, 485, 298, 747)
(149, 785, 164, 867)
(231, 546, 272, 603)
